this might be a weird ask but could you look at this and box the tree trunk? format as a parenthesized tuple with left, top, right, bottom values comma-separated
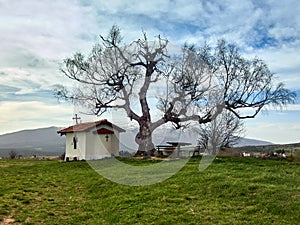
(134, 121, 156, 157)
(211, 144, 218, 155)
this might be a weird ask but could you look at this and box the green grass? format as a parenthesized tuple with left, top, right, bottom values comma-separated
(0, 157, 299, 224)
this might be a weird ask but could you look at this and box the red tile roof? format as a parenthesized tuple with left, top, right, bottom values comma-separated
(57, 119, 125, 135)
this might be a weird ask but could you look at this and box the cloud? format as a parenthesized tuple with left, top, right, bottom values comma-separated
(244, 107, 300, 144)
(0, 101, 73, 134)
(2, 0, 300, 54)
(82, 0, 300, 90)
(245, 120, 300, 144)
(0, 0, 97, 59)
(252, 46, 300, 89)
(0, 48, 73, 101)
(0, 66, 62, 99)
(285, 104, 300, 111)
(0, 84, 20, 93)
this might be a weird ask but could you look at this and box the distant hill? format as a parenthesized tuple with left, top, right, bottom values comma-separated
(233, 137, 273, 147)
(0, 126, 274, 157)
(0, 127, 65, 157)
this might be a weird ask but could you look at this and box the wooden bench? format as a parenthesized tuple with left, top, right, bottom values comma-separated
(189, 146, 201, 156)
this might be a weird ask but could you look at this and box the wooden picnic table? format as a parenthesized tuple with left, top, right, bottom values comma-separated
(167, 141, 191, 149)
(156, 145, 175, 156)
(156, 142, 191, 156)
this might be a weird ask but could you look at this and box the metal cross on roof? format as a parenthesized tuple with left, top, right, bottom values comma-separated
(72, 114, 81, 124)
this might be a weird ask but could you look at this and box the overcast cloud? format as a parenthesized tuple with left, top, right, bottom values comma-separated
(0, 0, 299, 143)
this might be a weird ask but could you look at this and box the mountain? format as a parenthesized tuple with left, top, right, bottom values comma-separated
(233, 137, 273, 147)
(0, 126, 273, 157)
(0, 127, 65, 157)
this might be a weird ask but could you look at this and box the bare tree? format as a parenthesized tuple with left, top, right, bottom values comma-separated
(9, 150, 18, 159)
(198, 40, 296, 119)
(56, 26, 296, 156)
(198, 110, 244, 155)
(197, 89, 244, 154)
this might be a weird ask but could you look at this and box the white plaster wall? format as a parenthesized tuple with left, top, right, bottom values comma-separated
(64, 124, 122, 161)
(111, 130, 120, 156)
(85, 129, 111, 160)
(65, 132, 86, 161)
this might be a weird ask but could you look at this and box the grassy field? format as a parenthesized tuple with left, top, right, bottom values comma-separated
(0, 157, 299, 224)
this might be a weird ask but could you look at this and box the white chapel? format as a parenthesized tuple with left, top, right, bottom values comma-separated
(58, 119, 125, 161)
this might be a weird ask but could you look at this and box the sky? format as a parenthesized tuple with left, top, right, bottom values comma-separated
(0, 0, 300, 144)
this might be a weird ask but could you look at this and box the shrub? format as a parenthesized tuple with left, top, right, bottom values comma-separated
(8, 150, 18, 159)
(59, 152, 65, 160)
(287, 149, 300, 162)
(218, 148, 240, 157)
(292, 149, 300, 162)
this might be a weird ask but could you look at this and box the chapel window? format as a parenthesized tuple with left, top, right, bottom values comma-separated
(73, 136, 78, 149)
